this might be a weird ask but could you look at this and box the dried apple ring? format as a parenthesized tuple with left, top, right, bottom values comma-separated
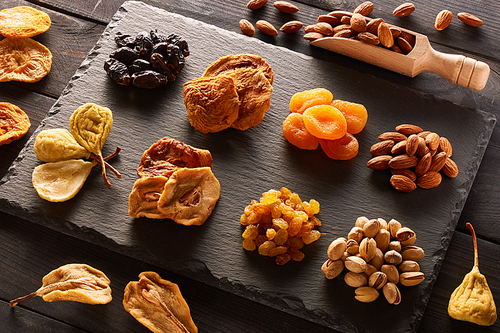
(331, 99, 368, 134)
(0, 6, 51, 38)
(302, 104, 347, 140)
(319, 133, 359, 160)
(0, 102, 31, 146)
(282, 113, 319, 150)
(0, 37, 52, 83)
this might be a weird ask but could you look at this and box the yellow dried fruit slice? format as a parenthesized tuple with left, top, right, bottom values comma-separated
(0, 102, 31, 146)
(34, 128, 90, 162)
(128, 176, 169, 219)
(0, 37, 52, 83)
(0, 6, 51, 38)
(32, 159, 96, 202)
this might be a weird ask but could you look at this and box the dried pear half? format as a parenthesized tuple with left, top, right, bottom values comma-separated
(70, 103, 113, 187)
(129, 176, 169, 219)
(448, 223, 497, 326)
(157, 167, 220, 226)
(32, 159, 96, 202)
(183, 75, 240, 133)
(0, 6, 51, 38)
(34, 128, 90, 162)
(0, 37, 52, 83)
(123, 271, 198, 333)
(0, 102, 31, 146)
(10, 264, 112, 307)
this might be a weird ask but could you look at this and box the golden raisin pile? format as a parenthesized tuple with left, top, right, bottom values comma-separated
(240, 187, 321, 265)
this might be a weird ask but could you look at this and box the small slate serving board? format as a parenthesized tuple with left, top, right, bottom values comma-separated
(0, 2, 496, 332)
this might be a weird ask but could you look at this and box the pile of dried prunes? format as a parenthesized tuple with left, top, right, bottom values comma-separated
(104, 30, 189, 89)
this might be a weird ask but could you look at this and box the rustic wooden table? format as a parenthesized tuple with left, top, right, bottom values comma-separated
(1, 0, 499, 332)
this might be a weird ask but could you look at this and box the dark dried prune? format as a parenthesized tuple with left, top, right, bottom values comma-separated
(166, 33, 189, 57)
(109, 47, 141, 66)
(132, 70, 166, 89)
(134, 31, 153, 56)
(150, 30, 167, 45)
(129, 59, 152, 74)
(150, 42, 170, 58)
(114, 32, 135, 48)
(150, 53, 176, 82)
(104, 58, 131, 85)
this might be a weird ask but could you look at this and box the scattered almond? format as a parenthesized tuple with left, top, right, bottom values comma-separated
(247, 0, 268, 10)
(435, 10, 453, 31)
(280, 20, 303, 33)
(256, 20, 279, 36)
(239, 19, 256, 36)
(457, 12, 483, 27)
(274, 1, 299, 13)
(393, 3, 415, 17)
(379, 132, 407, 142)
(390, 175, 416, 192)
(354, 1, 374, 16)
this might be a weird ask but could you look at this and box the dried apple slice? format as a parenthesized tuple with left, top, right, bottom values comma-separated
(32, 159, 97, 202)
(0, 6, 51, 38)
(129, 176, 169, 219)
(0, 37, 52, 83)
(157, 167, 220, 226)
(0, 102, 31, 145)
(34, 128, 90, 162)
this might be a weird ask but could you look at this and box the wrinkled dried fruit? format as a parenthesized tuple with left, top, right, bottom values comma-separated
(282, 113, 319, 150)
(0, 6, 51, 38)
(0, 102, 31, 146)
(10, 264, 111, 307)
(129, 176, 169, 219)
(202, 53, 273, 85)
(448, 223, 497, 326)
(123, 271, 198, 333)
(157, 167, 220, 226)
(34, 128, 90, 162)
(0, 37, 52, 83)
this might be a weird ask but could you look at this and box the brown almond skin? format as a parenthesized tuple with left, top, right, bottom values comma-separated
(391, 140, 407, 155)
(391, 169, 417, 182)
(366, 18, 385, 34)
(396, 124, 423, 135)
(303, 32, 324, 41)
(406, 134, 419, 156)
(457, 12, 483, 27)
(397, 36, 413, 54)
(388, 154, 419, 169)
(438, 137, 453, 156)
(274, 1, 299, 13)
(367, 155, 392, 170)
(318, 15, 341, 26)
(239, 19, 256, 36)
(370, 140, 394, 156)
(350, 13, 367, 33)
(280, 21, 303, 33)
(256, 20, 278, 36)
(442, 157, 459, 177)
(378, 22, 394, 48)
(435, 10, 453, 31)
(390, 175, 416, 192)
(247, 0, 268, 10)
(354, 1, 374, 16)
(314, 22, 334, 35)
(417, 171, 442, 189)
(415, 152, 432, 176)
(393, 3, 415, 17)
(358, 32, 380, 45)
(429, 151, 447, 172)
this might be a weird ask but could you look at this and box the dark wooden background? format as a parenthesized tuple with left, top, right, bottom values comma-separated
(1, 0, 499, 332)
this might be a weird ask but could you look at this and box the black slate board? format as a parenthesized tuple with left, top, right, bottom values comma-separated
(0, 1, 496, 332)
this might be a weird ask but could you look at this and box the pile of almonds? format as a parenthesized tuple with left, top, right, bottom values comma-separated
(322, 217, 425, 304)
(367, 124, 459, 192)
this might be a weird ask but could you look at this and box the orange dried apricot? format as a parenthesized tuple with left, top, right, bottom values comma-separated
(331, 99, 368, 134)
(0, 102, 31, 146)
(289, 88, 333, 114)
(282, 113, 319, 150)
(0, 6, 51, 38)
(319, 133, 359, 160)
(0, 37, 52, 83)
(302, 105, 347, 140)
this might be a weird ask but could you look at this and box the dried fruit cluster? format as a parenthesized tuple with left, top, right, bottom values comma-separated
(322, 217, 425, 304)
(240, 188, 322, 265)
(367, 124, 459, 192)
(240, 1, 303, 36)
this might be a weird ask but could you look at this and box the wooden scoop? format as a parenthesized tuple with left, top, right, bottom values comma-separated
(310, 24, 490, 91)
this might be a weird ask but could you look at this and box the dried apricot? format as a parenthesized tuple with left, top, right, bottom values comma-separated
(0, 37, 52, 83)
(0, 102, 31, 146)
(0, 6, 51, 38)
(319, 133, 359, 160)
(302, 105, 347, 140)
(282, 113, 319, 150)
(331, 100, 368, 134)
(289, 88, 333, 114)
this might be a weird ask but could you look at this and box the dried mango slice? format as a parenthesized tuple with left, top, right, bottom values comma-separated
(32, 159, 96, 202)
(129, 176, 169, 219)
(10, 264, 112, 307)
(34, 128, 90, 162)
(123, 271, 198, 333)
(0, 6, 51, 38)
(0, 102, 30, 145)
(69, 103, 113, 187)
(157, 167, 220, 226)
(0, 37, 52, 83)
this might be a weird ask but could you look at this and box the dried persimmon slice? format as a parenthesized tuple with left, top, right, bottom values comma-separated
(0, 102, 31, 146)
(0, 37, 52, 83)
(0, 6, 51, 38)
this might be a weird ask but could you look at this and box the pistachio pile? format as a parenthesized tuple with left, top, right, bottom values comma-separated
(322, 217, 425, 304)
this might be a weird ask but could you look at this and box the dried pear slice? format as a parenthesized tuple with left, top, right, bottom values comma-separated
(32, 159, 96, 202)
(129, 176, 169, 219)
(0, 102, 31, 146)
(34, 128, 90, 162)
(0, 37, 52, 83)
(183, 75, 240, 133)
(157, 167, 220, 226)
(70, 103, 113, 187)
(10, 264, 112, 307)
(0, 6, 51, 38)
(123, 271, 198, 333)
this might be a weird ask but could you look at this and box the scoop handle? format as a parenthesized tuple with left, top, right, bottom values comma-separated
(420, 47, 490, 91)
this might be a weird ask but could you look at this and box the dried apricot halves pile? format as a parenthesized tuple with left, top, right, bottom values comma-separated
(283, 88, 368, 160)
(0, 6, 52, 83)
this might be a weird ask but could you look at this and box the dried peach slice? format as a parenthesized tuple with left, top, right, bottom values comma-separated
(0, 6, 51, 38)
(128, 176, 169, 219)
(0, 37, 52, 83)
(0, 102, 31, 146)
(202, 53, 274, 84)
